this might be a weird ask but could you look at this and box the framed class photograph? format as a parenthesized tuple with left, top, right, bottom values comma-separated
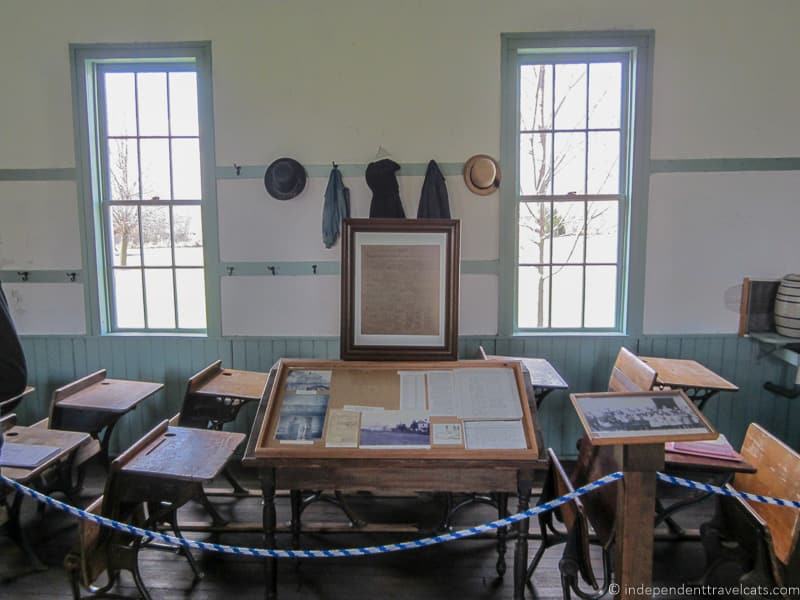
(340, 219, 460, 361)
(570, 390, 717, 446)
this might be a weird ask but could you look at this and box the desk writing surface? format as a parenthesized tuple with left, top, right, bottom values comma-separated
(1, 425, 90, 483)
(247, 359, 542, 465)
(640, 357, 738, 392)
(664, 450, 756, 474)
(122, 426, 245, 482)
(193, 368, 269, 401)
(56, 378, 163, 413)
(485, 354, 567, 389)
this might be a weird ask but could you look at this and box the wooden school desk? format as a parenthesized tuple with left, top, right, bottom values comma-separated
(243, 358, 546, 600)
(0, 385, 35, 417)
(51, 370, 162, 466)
(479, 347, 568, 408)
(640, 356, 739, 410)
(1, 421, 91, 576)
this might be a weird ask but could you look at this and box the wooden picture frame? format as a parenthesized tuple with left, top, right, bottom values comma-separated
(570, 390, 717, 446)
(340, 219, 460, 361)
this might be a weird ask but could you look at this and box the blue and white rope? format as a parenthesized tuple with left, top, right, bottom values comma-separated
(657, 472, 800, 509)
(0, 472, 622, 559)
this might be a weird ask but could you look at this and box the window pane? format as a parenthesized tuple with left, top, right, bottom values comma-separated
(113, 269, 144, 328)
(520, 65, 552, 131)
(519, 202, 551, 264)
(554, 64, 586, 130)
(108, 139, 139, 200)
(141, 206, 171, 266)
(139, 138, 171, 200)
(551, 201, 584, 264)
(550, 265, 583, 328)
(104, 73, 136, 136)
(584, 266, 617, 327)
(137, 72, 169, 135)
(109, 205, 141, 267)
(176, 268, 206, 328)
(588, 62, 622, 129)
(586, 201, 619, 264)
(144, 268, 176, 329)
(518, 266, 550, 329)
(171, 138, 201, 199)
(173, 206, 203, 266)
(169, 72, 199, 136)
(552, 132, 585, 195)
(519, 133, 552, 195)
(587, 131, 620, 194)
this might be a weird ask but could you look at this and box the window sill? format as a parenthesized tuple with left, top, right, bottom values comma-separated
(102, 331, 208, 338)
(511, 330, 629, 338)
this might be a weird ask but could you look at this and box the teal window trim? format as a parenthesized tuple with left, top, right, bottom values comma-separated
(70, 42, 221, 337)
(499, 31, 654, 336)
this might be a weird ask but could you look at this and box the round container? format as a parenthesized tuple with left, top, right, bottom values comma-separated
(775, 274, 800, 338)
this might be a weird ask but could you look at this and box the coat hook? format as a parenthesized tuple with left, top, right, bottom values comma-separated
(66, 272, 77, 282)
(312, 264, 318, 275)
(267, 265, 277, 276)
(332, 161, 338, 169)
(226, 266, 235, 276)
(17, 271, 29, 282)
(234, 163, 242, 176)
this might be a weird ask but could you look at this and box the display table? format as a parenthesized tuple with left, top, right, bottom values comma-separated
(242, 358, 546, 600)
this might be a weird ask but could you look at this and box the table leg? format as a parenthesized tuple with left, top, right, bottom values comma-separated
(496, 492, 508, 577)
(513, 473, 534, 600)
(261, 469, 278, 600)
(290, 490, 302, 549)
(99, 422, 118, 469)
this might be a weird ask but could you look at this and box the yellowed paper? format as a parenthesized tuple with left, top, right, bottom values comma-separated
(360, 244, 441, 335)
(325, 409, 361, 448)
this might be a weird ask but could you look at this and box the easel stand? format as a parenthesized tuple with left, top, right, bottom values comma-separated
(615, 444, 664, 600)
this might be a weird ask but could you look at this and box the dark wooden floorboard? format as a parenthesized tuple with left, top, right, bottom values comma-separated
(1, 466, 718, 599)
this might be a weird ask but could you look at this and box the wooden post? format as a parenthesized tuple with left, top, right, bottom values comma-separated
(614, 444, 664, 600)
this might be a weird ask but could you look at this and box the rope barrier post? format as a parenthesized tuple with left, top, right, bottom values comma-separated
(615, 444, 664, 600)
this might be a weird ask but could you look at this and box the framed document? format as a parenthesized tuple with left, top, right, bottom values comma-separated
(340, 219, 460, 361)
(570, 390, 717, 446)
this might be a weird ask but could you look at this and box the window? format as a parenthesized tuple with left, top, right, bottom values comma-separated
(73, 45, 216, 334)
(501, 33, 652, 334)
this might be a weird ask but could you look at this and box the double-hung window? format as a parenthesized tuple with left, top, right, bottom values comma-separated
(73, 44, 216, 333)
(502, 33, 652, 333)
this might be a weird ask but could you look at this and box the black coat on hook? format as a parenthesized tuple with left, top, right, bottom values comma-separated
(366, 159, 405, 218)
(0, 282, 27, 402)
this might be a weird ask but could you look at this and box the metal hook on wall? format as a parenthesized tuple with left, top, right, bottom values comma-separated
(312, 264, 318, 275)
(17, 271, 29, 282)
(226, 266, 235, 276)
(234, 163, 242, 176)
(267, 265, 278, 276)
(66, 272, 77, 282)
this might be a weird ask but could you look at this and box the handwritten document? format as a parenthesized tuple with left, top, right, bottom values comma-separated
(325, 410, 360, 448)
(426, 371, 458, 416)
(464, 420, 527, 450)
(454, 368, 522, 420)
(399, 371, 427, 410)
(360, 244, 441, 335)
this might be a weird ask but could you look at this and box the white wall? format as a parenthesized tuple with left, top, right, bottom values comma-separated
(1, 0, 799, 335)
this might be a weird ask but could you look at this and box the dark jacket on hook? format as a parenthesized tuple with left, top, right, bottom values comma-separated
(417, 160, 451, 219)
(0, 282, 27, 402)
(322, 165, 350, 248)
(366, 159, 405, 218)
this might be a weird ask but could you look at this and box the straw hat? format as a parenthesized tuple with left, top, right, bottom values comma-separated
(463, 154, 501, 196)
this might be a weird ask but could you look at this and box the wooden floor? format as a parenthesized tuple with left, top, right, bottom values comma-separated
(1, 466, 729, 599)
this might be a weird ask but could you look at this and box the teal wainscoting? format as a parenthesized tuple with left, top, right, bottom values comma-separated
(17, 334, 797, 457)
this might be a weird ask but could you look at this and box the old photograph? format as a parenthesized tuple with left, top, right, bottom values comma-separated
(285, 369, 332, 394)
(275, 393, 330, 442)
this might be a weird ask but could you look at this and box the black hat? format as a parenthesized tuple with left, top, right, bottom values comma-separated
(264, 158, 307, 200)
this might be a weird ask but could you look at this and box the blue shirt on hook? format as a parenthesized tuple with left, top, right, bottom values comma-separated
(322, 164, 350, 248)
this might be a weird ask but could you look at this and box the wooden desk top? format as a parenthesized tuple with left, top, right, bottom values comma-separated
(192, 368, 269, 402)
(1, 425, 90, 483)
(485, 355, 568, 390)
(243, 359, 545, 470)
(665, 450, 756, 475)
(122, 426, 245, 482)
(56, 376, 163, 414)
(640, 357, 739, 392)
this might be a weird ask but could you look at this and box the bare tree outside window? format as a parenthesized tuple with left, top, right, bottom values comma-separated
(517, 60, 626, 329)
